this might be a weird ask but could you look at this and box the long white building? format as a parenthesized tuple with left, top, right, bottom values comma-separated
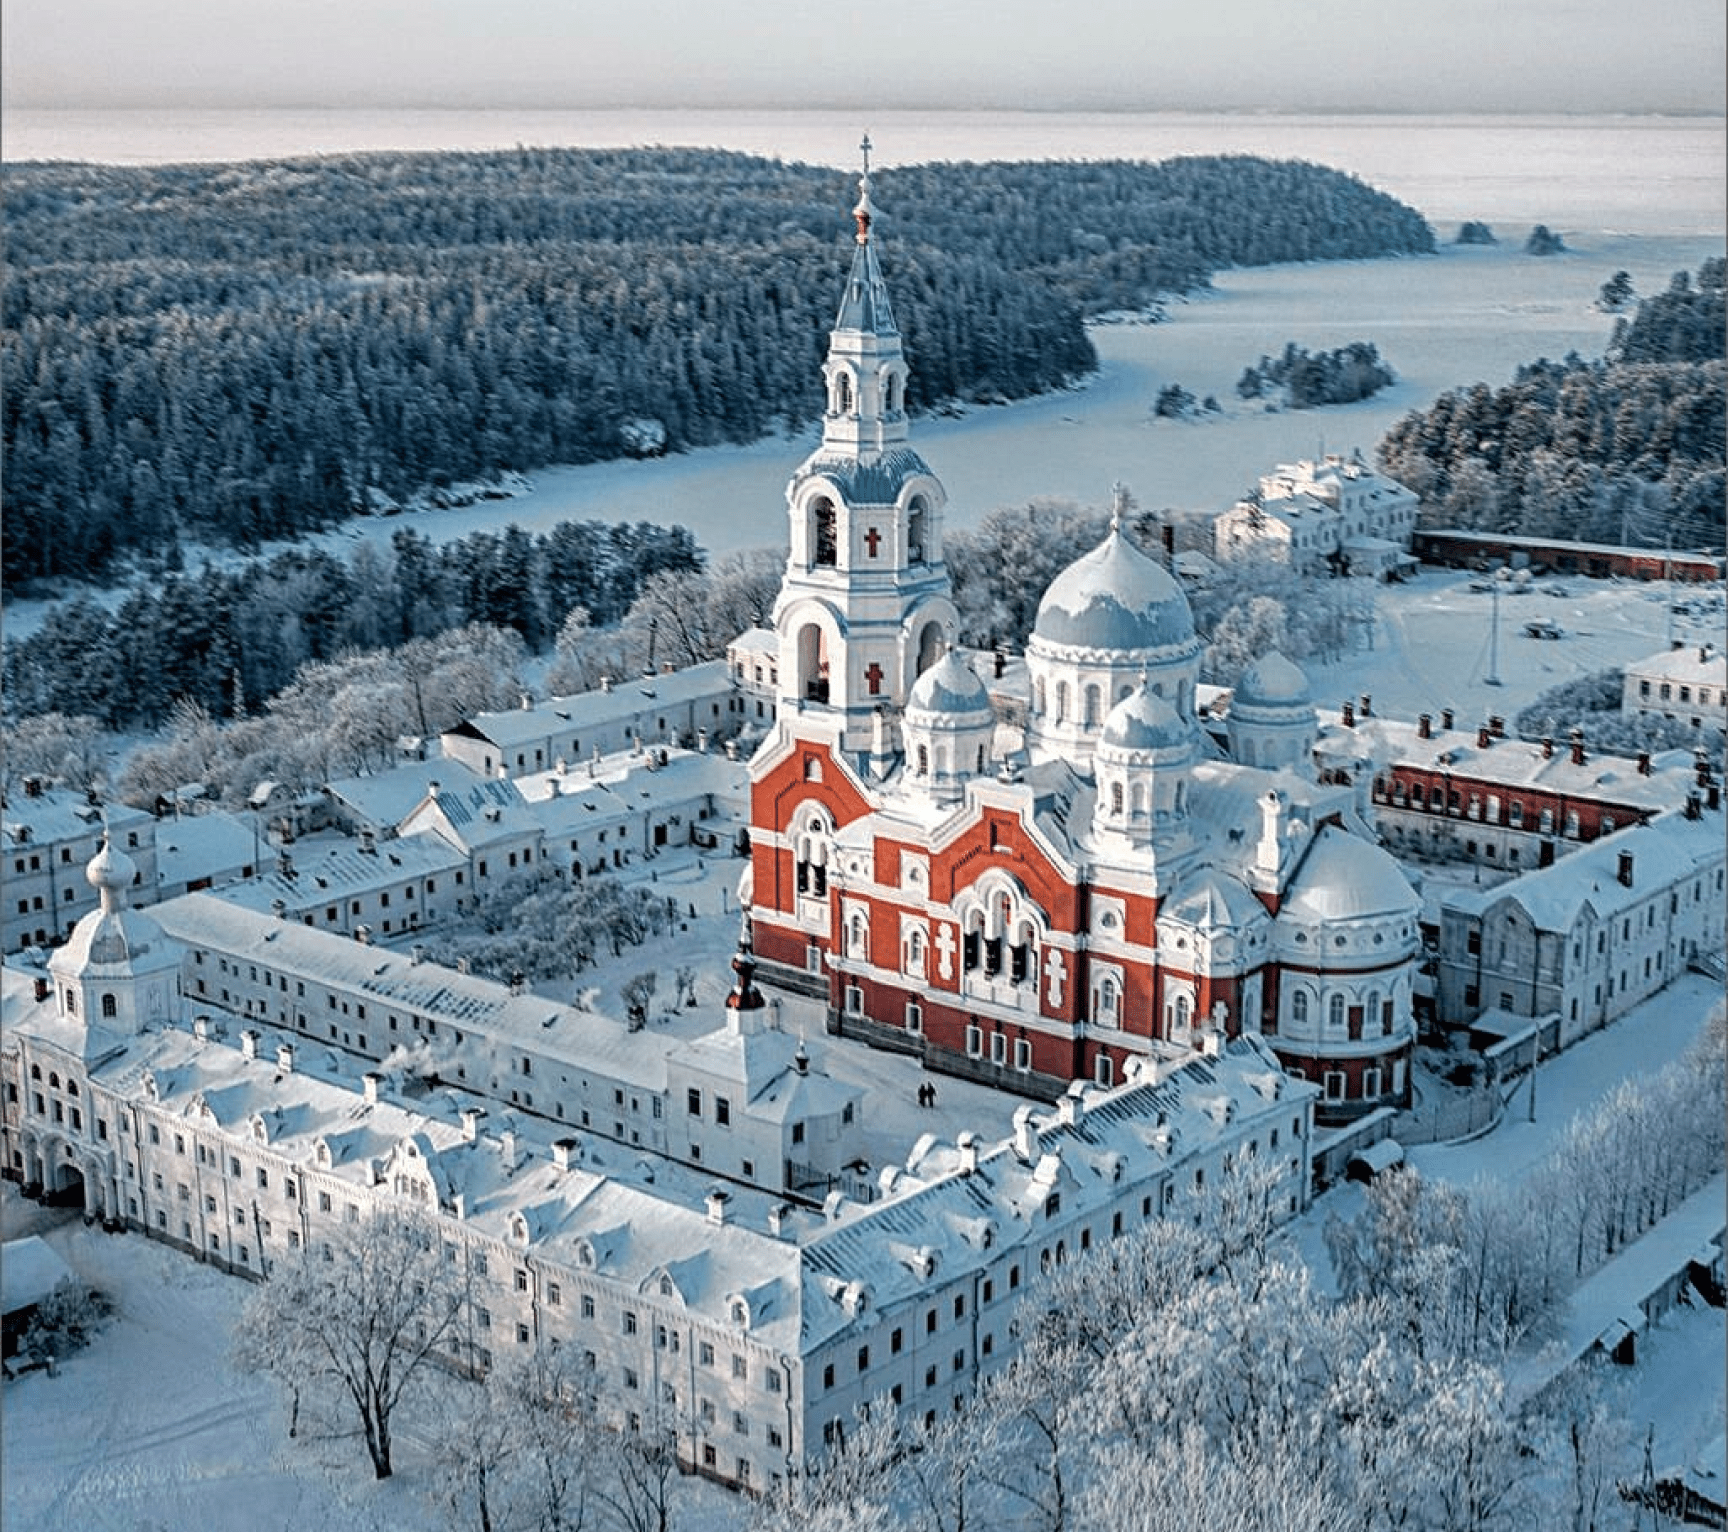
(3, 835, 1314, 1490)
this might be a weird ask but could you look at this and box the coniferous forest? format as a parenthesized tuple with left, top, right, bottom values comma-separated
(3, 148, 1434, 588)
(1377, 259, 1725, 550)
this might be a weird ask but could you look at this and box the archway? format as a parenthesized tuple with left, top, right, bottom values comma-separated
(45, 1158, 85, 1210)
(914, 620, 942, 677)
(808, 496, 838, 568)
(796, 622, 830, 703)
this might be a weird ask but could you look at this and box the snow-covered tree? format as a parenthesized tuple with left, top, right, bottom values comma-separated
(234, 1209, 469, 1480)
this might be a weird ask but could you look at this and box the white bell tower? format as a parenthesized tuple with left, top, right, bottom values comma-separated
(773, 135, 959, 756)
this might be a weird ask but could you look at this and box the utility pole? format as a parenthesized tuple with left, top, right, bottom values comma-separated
(1485, 579, 1503, 687)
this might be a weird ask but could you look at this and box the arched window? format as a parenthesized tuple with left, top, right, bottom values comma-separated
(1110, 781, 1124, 816)
(848, 912, 869, 961)
(1055, 682, 1070, 724)
(917, 744, 930, 776)
(811, 498, 838, 568)
(905, 928, 927, 978)
(1084, 685, 1101, 726)
(1130, 782, 1146, 815)
(1291, 990, 1309, 1026)
(907, 497, 926, 563)
(1327, 994, 1346, 1032)
(1034, 678, 1047, 716)
(796, 621, 830, 703)
(976, 745, 986, 774)
(64, 990, 77, 1016)
(1095, 977, 1120, 1028)
(101, 993, 118, 1019)
(834, 373, 853, 415)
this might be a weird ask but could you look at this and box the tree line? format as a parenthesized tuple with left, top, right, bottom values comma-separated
(3, 148, 1433, 588)
(1, 520, 699, 730)
(1377, 262, 1726, 551)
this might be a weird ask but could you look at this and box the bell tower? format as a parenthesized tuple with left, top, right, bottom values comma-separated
(773, 136, 959, 756)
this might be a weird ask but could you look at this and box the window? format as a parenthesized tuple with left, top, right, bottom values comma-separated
(715, 1097, 730, 1127)
(624, 1311, 638, 1336)
(732, 1354, 748, 1380)
(699, 1341, 715, 1366)
(687, 1088, 702, 1117)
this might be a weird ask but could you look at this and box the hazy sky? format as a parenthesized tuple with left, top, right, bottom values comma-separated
(4, 0, 1723, 115)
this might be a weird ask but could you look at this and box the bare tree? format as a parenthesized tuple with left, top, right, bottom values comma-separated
(234, 1209, 469, 1480)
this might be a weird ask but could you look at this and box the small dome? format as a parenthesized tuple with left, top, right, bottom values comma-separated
(1280, 826, 1418, 925)
(87, 836, 137, 895)
(906, 650, 991, 719)
(1033, 529, 1195, 654)
(1235, 652, 1311, 710)
(1100, 685, 1188, 752)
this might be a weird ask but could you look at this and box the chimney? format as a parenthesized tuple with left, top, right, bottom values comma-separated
(1710, 784, 1722, 812)
(1569, 730, 1585, 767)
(509, 970, 527, 997)
(1057, 1082, 1086, 1128)
(1541, 735, 1554, 760)
(271, 898, 288, 920)
(1441, 708, 1455, 732)
(411, 943, 426, 965)
(1684, 792, 1702, 820)
(1489, 715, 1505, 739)
(362, 1072, 382, 1105)
(767, 1203, 792, 1237)
(994, 649, 1007, 679)
(277, 850, 295, 878)
(1701, 644, 1713, 663)
(1359, 693, 1373, 718)
(552, 1137, 578, 1171)
(1637, 751, 1652, 776)
(1341, 701, 1355, 728)
(956, 1131, 979, 1175)
(461, 1106, 485, 1142)
(1477, 725, 1492, 750)
(241, 1029, 260, 1060)
(706, 1188, 731, 1225)
(1696, 754, 1712, 788)
(1011, 1104, 1040, 1163)
(359, 828, 376, 855)
(600, 675, 613, 693)
(697, 728, 708, 754)
(725, 739, 739, 762)
(793, 1042, 809, 1077)
(1616, 850, 1634, 888)
(354, 924, 372, 945)
(499, 1128, 517, 1166)
(520, 691, 533, 710)
(194, 1014, 214, 1042)
(427, 780, 441, 800)
(276, 1042, 295, 1074)
(32, 975, 50, 1003)
(1418, 713, 1432, 740)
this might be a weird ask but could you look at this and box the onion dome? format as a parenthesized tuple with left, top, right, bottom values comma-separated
(1100, 685, 1189, 754)
(906, 649, 992, 721)
(1033, 527, 1195, 654)
(1235, 652, 1312, 710)
(86, 836, 138, 902)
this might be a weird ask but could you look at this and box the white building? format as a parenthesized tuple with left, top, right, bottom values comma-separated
(1623, 644, 1728, 734)
(1435, 805, 1726, 1038)
(1213, 453, 1419, 578)
(3, 836, 1314, 1491)
(440, 661, 747, 781)
(3, 787, 156, 954)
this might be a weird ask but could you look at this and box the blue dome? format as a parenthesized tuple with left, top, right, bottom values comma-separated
(907, 650, 992, 719)
(1033, 529, 1195, 654)
(1100, 686, 1189, 752)
(1235, 652, 1312, 710)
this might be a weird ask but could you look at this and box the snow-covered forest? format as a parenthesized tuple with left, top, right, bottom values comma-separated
(1378, 260, 1725, 550)
(1, 149, 1434, 587)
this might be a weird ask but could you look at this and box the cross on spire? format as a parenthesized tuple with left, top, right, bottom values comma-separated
(853, 131, 875, 245)
(1110, 481, 1130, 533)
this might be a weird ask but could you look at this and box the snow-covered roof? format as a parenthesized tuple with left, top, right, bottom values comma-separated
(1317, 715, 1700, 812)
(1625, 645, 1726, 687)
(789, 447, 934, 508)
(906, 650, 992, 720)
(154, 811, 260, 890)
(2, 1236, 74, 1315)
(1280, 824, 1420, 925)
(218, 834, 466, 914)
(445, 662, 734, 753)
(327, 759, 486, 831)
(1234, 652, 1312, 711)
(1099, 685, 1189, 753)
(727, 627, 778, 659)
(1032, 528, 1196, 654)
(1443, 809, 1724, 932)
(3, 789, 150, 849)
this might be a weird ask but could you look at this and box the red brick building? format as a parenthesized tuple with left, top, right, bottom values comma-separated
(744, 171, 1421, 1121)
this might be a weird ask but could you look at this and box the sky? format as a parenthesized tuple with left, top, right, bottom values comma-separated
(3, 0, 1724, 116)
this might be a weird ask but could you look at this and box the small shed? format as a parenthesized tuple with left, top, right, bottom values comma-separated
(1345, 1138, 1405, 1184)
(2, 1236, 75, 1359)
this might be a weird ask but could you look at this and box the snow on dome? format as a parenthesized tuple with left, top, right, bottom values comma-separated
(1033, 529, 1195, 654)
(906, 650, 991, 718)
(1234, 652, 1311, 710)
(1100, 685, 1188, 752)
(1280, 825, 1419, 925)
(86, 835, 138, 896)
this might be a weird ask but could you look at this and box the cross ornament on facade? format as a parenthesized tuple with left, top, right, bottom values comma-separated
(1045, 948, 1067, 1008)
(864, 526, 881, 557)
(935, 923, 956, 981)
(865, 662, 885, 695)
